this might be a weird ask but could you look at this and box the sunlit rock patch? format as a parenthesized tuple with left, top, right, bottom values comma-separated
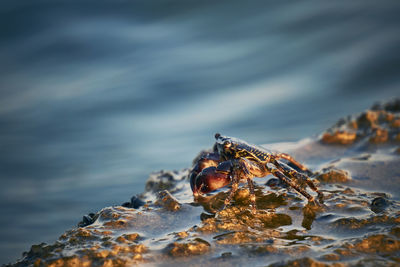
(321, 99, 400, 145)
(17, 209, 149, 266)
(7, 100, 400, 267)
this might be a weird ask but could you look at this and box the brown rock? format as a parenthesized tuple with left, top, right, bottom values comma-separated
(369, 127, 388, 143)
(321, 131, 357, 145)
(322, 253, 340, 261)
(391, 119, 400, 128)
(320, 100, 400, 145)
(390, 227, 400, 238)
(316, 168, 350, 183)
(166, 240, 210, 257)
(156, 190, 181, 211)
(357, 110, 379, 128)
(349, 234, 400, 254)
(268, 257, 346, 267)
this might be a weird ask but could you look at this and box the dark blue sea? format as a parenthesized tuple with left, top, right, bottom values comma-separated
(1, 0, 400, 264)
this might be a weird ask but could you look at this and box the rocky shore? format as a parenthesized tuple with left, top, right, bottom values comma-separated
(6, 99, 400, 267)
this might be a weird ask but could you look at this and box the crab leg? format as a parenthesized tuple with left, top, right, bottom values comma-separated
(247, 178, 257, 214)
(274, 153, 311, 174)
(265, 164, 316, 203)
(224, 172, 239, 207)
(226, 158, 259, 213)
(273, 160, 323, 204)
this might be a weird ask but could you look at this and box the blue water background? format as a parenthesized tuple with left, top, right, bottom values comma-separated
(1, 0, 400, 264)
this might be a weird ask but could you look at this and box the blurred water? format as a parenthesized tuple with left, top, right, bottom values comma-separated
(1, 0, 400, 264)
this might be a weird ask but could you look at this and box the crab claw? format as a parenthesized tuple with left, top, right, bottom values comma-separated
(189, 153, 220, 193)
(191, 166, 231, 197)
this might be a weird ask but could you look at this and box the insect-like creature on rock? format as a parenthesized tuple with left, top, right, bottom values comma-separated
(190, 133, 323, 213)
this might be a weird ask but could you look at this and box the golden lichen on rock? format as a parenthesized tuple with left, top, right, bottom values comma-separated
(321, 130, 357, 145)
(347, 234, 400, 254)
(166, 240, 210, 257)
(321, 99, 400, 145)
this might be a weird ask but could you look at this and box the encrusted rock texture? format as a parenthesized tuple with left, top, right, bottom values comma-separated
(321, 99, 400, 145)
(6, 99, 400, 267)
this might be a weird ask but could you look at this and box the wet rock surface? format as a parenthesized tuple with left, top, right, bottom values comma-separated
(6, 100, 400, 267)
(316, 167, 351, 183)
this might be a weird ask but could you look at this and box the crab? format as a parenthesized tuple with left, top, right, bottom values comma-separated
(190, 133, 323, 213)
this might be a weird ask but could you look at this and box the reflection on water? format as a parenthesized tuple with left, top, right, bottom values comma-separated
(1, 0, 400, 264)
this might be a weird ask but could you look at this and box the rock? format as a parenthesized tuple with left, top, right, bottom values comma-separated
(166, 239, 210, 257)
(316, 167, 350, 183)
(155, 190, 181, 211)
(268, 257, 344, 267)
(121, 195, 146, 209)
(321, 99, 400, 145)
(322, 253, 341, 261)
(343, 234, 400, 254)
(77, 213, 98, 227)
(330, 215, 400, 231)
(370, 197, 390, 213)
(145, 169, 188, 193)
(391, 227, 400, 238)
(321, 131, 357, 145)
(369, 127, 388, 143)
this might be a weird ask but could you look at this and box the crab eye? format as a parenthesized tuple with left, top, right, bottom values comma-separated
(224, 141, 231, 149)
